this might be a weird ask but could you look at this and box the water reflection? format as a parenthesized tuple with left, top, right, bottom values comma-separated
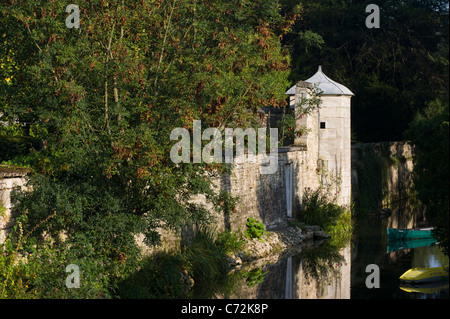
(351, 198, 449, 299)
(216, 197, 448, 299)
(226, 241, 351, 299)
(399, 278, 449, 296)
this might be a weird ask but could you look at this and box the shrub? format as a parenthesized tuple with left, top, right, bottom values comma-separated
(116, 252, 185, 299)
(0, 135, 42, 163)
(184, 228, 229, 285)
(301, 189, 343, 230)
(215, 229, 245, 255)
(244, 217, 268, 242)
(300, 188, 352, 248)
(116, 227, 244, 299)
(1, 210, 133, 299)
(1, 236, 116, 299)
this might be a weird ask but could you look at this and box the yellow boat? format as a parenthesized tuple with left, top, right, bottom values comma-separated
(400, 282, 449, 294)
(399, 266, 449, 284)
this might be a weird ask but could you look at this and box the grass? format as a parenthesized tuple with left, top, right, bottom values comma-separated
(115, 226, 245, 299)
(299, 188, 353, 248)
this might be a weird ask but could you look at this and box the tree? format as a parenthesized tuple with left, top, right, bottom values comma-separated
(1, 0, 297, 272)
(405, 97, 449, 256)
(280, 0, 449, 142)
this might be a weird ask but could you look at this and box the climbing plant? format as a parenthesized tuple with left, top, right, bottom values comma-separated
(277, 84, 322, 145)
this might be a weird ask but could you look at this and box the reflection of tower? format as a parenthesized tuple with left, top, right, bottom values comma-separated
(286, 66, 353, 206)
(285, 256, 293, 299)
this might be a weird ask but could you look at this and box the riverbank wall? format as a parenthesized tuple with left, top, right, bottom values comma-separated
(198, 146, 321, 232)
(351, 141, 416, 214)
(2, 141, 417, 249)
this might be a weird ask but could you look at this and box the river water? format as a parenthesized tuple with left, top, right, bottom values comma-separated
(351, 198, 449, 299)
(217, 198, 448, 299)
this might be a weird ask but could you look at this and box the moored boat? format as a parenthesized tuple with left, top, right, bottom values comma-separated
(387, 227, 434, 240)
(399, 266, 449, 284)
(386, 237, 437, 253)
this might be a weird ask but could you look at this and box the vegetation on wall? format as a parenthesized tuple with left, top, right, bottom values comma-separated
(244, 217, 269, 242)
(298, 188, 353, 248)
(276, 111, 296, 146)
(276, 84, 322, 146)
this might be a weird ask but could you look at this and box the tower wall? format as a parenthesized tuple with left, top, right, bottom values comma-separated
(318, 95, 352, 206)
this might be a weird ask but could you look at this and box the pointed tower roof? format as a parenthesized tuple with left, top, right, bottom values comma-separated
(286, 66, 354, 96)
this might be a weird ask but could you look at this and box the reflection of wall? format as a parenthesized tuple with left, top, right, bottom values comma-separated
(228, 243, 351, 299)
(412, 245, 449, 269)
(294, 245, 351, 299)
(387, 197, 427, 229)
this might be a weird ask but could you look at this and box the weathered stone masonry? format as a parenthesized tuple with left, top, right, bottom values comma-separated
(206, 146, 321, 232)
(0, 166, 29, 243)
(200, 66, 354, 232)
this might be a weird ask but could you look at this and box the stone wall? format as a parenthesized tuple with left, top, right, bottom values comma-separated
(318, 95, 352, 207)
(151, 145, 325, 253)
(1, 140, 350, 251)
(208, 146, 321, 232)
(0, 166, 30, 243)
(351, 141, 416, 213)
(0, 146, 324, 251)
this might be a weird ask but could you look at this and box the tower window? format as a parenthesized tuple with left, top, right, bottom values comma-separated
(320, 122, 326, 129)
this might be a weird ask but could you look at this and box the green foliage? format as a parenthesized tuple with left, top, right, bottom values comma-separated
(0, 123, 23, 136)
(277, 111, 296, 146)
(244, 217, 269, 242)
(0, 0, 299, 298)
(244, 267, 268, 287)
(215, 229, 246, 255)
(11, 173, 148, 262)
(215, 190, 240, 217)
(0, 135, 41, 163)
(185, 228, 243, 298)
(300, 188, 352, 248)
(0, 0, 295, 277)
(326, 209, 352, 248)
(296, 85, 323, 116)
(184, 227, 229, 288)
(1, 211, 130, 299)
(281, 0, 449, 142)
(277, 84, 323, 146)
(0, 202, 5, 220)
(17, 241, 119, 299)
(116, 227, 246, 299)
(301, 189, 341, 229)
(405, 97, 449, 256)
(116, 252, 186, 299)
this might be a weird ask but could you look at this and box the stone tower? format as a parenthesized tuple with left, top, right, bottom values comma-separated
(286, 66, 353, 207)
